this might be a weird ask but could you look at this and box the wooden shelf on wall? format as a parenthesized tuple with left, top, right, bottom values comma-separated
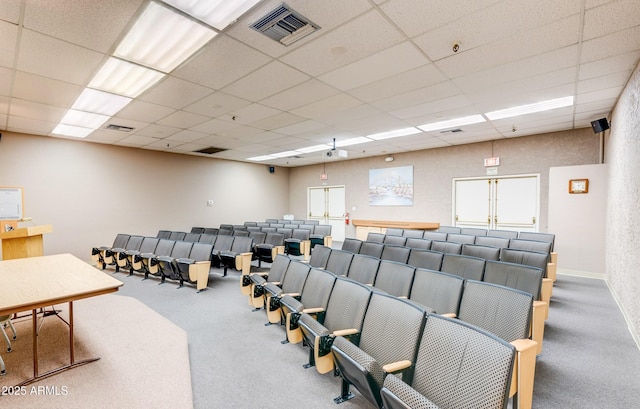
(352, 220, 439, 240)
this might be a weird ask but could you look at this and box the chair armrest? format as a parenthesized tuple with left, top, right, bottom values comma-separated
(284, 292, 300, 298)
(440, 313, 457, 318)
(333, 328, 358, 337)
(302, 307, 325, 314)
(532, 300, 547, 355)
(509, 338, 538, 409)
(382, 360, 412, 374)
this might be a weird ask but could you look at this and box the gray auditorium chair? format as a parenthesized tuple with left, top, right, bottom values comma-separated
(263, 260, 310, 324)
(508, 238, 552, 255)
(402, 229, 424, 238)
(168, 231, 186, 241)
(383, 234, 407, 246)
(210, 234, 234, 268)
(232, 229, 250, 237)
(246, 226, 261, 233)
(183, 232, 201, 242)
(430, 240, 463, 254)
(198, 234, 216, 245)
(457, 280, 537, 409)
(190, 227, 205, 234)
(254, 232, 285, 267)
(156, 230, 172, 238)
(276, 227, 293, 241)
(304, 219, 320, 225)
(462, 243, 501, 260)
(422, 231, 448, 241)
(445, 233, 476, 245)
(281, 268, 337, 344)
(460, 227, 488, 236)
(218, 228, 233, 235)
(157, 240, 194, 285)
(203, 227, 219, 235)
(404, 237, 432, 250)
(408, 268, 464, 316)
(218, 236, 254, 276)
(380, 314, 516, 409)
(380, 244, 411, 263)
(488, 229, 519, 239)
(175, 242, 214, 292)
(331, 293, 427, 407)
(323, 249, 354, 276)
(358, 241, 384, 258)
(310, 224, 332, 248)
(500, 248, 552, 311)
(366, 232, 385, 243)
(476, 235, 511, 249)
(220, 223, 234, 230)
(284, 228, 311, 257)
(298, 277, 373, 374)
(308, 244, 332, 269)
(517, 232, 555, 251)
(128, 236, 159, 276)
(373, 260, 416, 298)
(92, 233, 130, 270)
(248, 254, 291, 309)
(113, 234, 144, 273)
(435, 225, 461, 234)
(341, 238, 363, 254)
(265, 218, 278, 224)
(345, 254, 380, 285)
(385, 227, 404, 236)
(440, 253, 486, 280)
(138, 238, 175, 280)
(407, 249, 444, 270)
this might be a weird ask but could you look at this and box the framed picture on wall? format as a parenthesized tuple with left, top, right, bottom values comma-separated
(369, 166, 413, 206)
(569, 178, 589, 194)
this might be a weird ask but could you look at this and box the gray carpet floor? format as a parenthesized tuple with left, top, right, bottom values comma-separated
(113, 262, 640, 409)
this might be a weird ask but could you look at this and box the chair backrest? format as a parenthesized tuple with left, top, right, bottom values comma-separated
(341, 238, 363, 254)
(409, 268, 464, 315)
(203, 227, 219, 235)
(305, 219, 320, 225)
(213, 235, 234, 252)
(281, 260, 311, 294)
(218, 228, 233, 236)
(380, 244, 411, 263)
(366, 232, 385, 243)
(156, 230, 171, 239)
(249, 231, 266, 245)
(220, 224, 233, 230)
(246, 226, 262, 233)
(517, 231, 555, 251)
(385, 228, 404, 236)
(508, 238, 552, 256)
(374, 260, 416, 298)
(190, 227, 205, 234)
(346, 254, 380, 285)
(265, 218, 278, 224)
(267, 254, 291, 283)
(488, 229, 519, 239)
(407, 249, 444, 270)
(154, 239, 176, 256)
(125, 235, 144, 251)
(233, 230, 250, 237)
(402, 229, 424, 238)
(323, 277, 373, 333)
(458, 280, 533, 342)
(435, 226, 460, 234)
(308, 245, 331, 268)
(188, 242, 213, 262)
(277, 228, 293, 240)
(198, 234, 216, 245)
(261, 227, 277, 234)
(170, 241, 193, 258)
(290, 228, 311, 241)
(430, 240, 462, 254)
(475, 235, 510, 249)
(169, 231, 186, 241)
(500, 248, 549, 276)
(359, 241, 384, 258)
(244, 221, 258, 227)
(263, 232, 285, 246)
(483, 260, 543, 300)
(312, 224, 332, 236)
(399, 314, 515, 409)
(404, 238, 432, 250)
(299, 268, 337, 310)
(460, 227, 488, 236)
(112, 233, 130, 248)
(230, 236, 254, 253)
(299, 224, 316, 232)
(138, 237, 160, 253)
(183, 233, 201, 242)
(461, 244, 501, 261)
(383, 234, 407, 246)
(440, 254, 486, 280)
(324, 249, 354, 276)
(445, 233, 476, 245)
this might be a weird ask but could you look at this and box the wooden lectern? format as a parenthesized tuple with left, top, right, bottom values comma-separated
(0, 224, 53, 260)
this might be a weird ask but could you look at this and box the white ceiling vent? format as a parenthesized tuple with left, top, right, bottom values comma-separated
(250, 3, 320, 46)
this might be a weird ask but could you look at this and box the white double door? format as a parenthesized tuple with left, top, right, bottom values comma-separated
(453, 175, 539, 232)
(308, 185, 345, 243)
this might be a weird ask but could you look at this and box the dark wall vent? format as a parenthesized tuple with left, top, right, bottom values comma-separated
(194, 147, 227, 155)
(104, 124, 135, 132)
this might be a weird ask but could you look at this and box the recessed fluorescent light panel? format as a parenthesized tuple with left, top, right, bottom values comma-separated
(60, 109, 110, 129)
(485, 96, 574, 120)
(162, 0, 262, 31)
(72, 88, 132, 116)
(367, 127, 422, 140)
(334, 137, 373, 147)
(115, 1, 217, 73)
(295, 144, 330, 154)
(418, 115, 486, 132)
(52, 124, 94, 138)
(247, 154, 276, 162)
(89, 57, 165, 98)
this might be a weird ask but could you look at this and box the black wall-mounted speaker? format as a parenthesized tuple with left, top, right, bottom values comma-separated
(591, 118, 609, 133)
(268, 166, 275, 174)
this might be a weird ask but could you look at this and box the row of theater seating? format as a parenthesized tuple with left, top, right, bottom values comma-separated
(241, 254, 537, 409)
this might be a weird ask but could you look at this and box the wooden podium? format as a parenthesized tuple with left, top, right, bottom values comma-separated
(0, 224, 53, 260)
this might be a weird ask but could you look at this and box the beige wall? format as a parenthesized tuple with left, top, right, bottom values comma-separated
(0, 132, 290, 261)
(606, 61, 640, 341)
(289, 128, 599, 238)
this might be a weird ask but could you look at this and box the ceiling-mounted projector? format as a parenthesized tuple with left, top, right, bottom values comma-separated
(324, 149, 348, 159)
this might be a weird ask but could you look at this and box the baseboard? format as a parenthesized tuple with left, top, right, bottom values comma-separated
(605, 280, 640, 352)
(557, 268, 605, 280)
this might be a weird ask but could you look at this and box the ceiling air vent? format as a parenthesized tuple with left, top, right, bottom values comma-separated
(104, 124, 135, 132)
(440, 128, 463, 134)
(250, 3, 320, 46)
(194, 147, 227, 155)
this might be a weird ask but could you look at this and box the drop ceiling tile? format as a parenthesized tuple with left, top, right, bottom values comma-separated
(222, 60, 310, 102)
(259, 79, 340, 112)
(578, 71, 631, 95)
(85, 129, 129, 144)
(0, 95, 8, 114)
(583, 0, 640, 41)
(249, 112, 307, 131)
(217, 124, 263, 139)
(156, 110, 209, 129)
(580, 26, 640, 64)
(135, 123, 180, 139)
(190, 118, 239, 134)
(115, 134, 161, 147)
(23, 0, 143, 52)
(280, 9, 406, 77)
(0, 20, 18, 69)
(163, 129, 209, 143)
(574, 97, 617, 115)
(579, 51, 640, 80)
(184, 91, 252, 118)
(8, 116, 56, 134)
(371, 80, 460, 113)
(577, 86, 625, 104)
(227, 103, 282, 125)
(290, 93, 362, 120)
(17, 29, 103, 85)
(101, 116, 149, 133)
(272, 119, 328, 136)
(0, 0, 21, 23)
(173, 35, 272, 90)
(12, 71, 82, 107)
(318, 42, 430, 91)
(0, 66, 12, 96)
(114, 100, 175, 124)
(9, 98, 66, 122)
(139, 76, 214, 110)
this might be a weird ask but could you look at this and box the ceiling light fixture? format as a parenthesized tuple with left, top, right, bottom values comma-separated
(59, 109, 110, 129)
(367, 127, 422, 140)
(89, 57, 165, 98)
(418, 115, 486, 132)
(485, 96, 574, 120)
(72, 88, 132, 116)
(51, 124, 95, 138)
(162, 0, 262, 31)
